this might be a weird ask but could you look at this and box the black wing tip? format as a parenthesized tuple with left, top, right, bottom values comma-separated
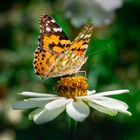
(41, 13, 49, 18)
(39, 14, 50, 23)
(84, 23, 94, 30)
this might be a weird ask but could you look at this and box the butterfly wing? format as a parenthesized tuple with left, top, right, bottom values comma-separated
(33, 14, 71, 79)
(38, 14, 70, 52)
(47, 24, 93, 77)
(69, 24, 93, 56)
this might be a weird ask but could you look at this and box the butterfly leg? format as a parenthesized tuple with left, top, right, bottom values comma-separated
(75, 71, 86, 77)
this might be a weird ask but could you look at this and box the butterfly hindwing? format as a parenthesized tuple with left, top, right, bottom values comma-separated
(47, 51, 87, 77)
(33, 47, 57, 78)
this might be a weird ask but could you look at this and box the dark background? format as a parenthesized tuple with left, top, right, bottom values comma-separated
(0, 0, 140, 140)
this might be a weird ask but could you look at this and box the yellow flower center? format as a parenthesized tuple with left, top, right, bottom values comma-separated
(57, 76, 88, 98)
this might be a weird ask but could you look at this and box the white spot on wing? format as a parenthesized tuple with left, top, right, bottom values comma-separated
(85, 34, 91, 38)
(62, 61, 67, 66)
(53, 28, 62, 32)
(46, 27, 51, 32)
(80, 34, 84, 38)
(51, 19, 55, 23)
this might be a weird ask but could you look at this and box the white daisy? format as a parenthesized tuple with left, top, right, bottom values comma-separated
(12, 76, 131, 124)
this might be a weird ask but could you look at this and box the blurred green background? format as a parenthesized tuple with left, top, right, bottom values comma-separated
(0, 0, 140, 140)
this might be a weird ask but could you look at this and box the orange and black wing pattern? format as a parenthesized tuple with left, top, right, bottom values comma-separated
(33, 14, 93, 79)
(69, 24, 93, 56)
(33, 14, 71, 79)
(46, 24, 94, 77)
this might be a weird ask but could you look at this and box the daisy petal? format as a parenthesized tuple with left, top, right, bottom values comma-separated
(45, 98, 72, 110)
(34, 106, 65, 124)
(118, 109, 132, 116)
(88, 97, 131, 116)
(88, 102, 118, 116)
(12, 100, 46, 109)
(26, 97, 61, 101)
(19, 91, 57, 97)
(89, 97, 128, 110)
(87, 90, 96, 95)
(92, 89, 129, 97)
(29, 108, 44, 120)
(66, 100, 90, 122)
(12, 97, 59, 109)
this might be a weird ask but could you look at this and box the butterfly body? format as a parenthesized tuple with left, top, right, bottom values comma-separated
(33, 14, 93, 79)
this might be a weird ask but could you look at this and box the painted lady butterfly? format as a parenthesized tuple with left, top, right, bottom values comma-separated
(33, 14, 93, 79)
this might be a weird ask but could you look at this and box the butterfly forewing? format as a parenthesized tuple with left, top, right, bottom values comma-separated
(33, 14, 71, 78)
(69, 24, 93, 56)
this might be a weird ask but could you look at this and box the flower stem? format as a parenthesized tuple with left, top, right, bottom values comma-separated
(68, 117, 78, 140)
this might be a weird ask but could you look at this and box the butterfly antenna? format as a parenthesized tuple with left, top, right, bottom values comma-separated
(87, 44, 110, 56)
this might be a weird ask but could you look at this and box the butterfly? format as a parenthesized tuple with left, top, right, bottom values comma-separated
(33, 14, 93, 79)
